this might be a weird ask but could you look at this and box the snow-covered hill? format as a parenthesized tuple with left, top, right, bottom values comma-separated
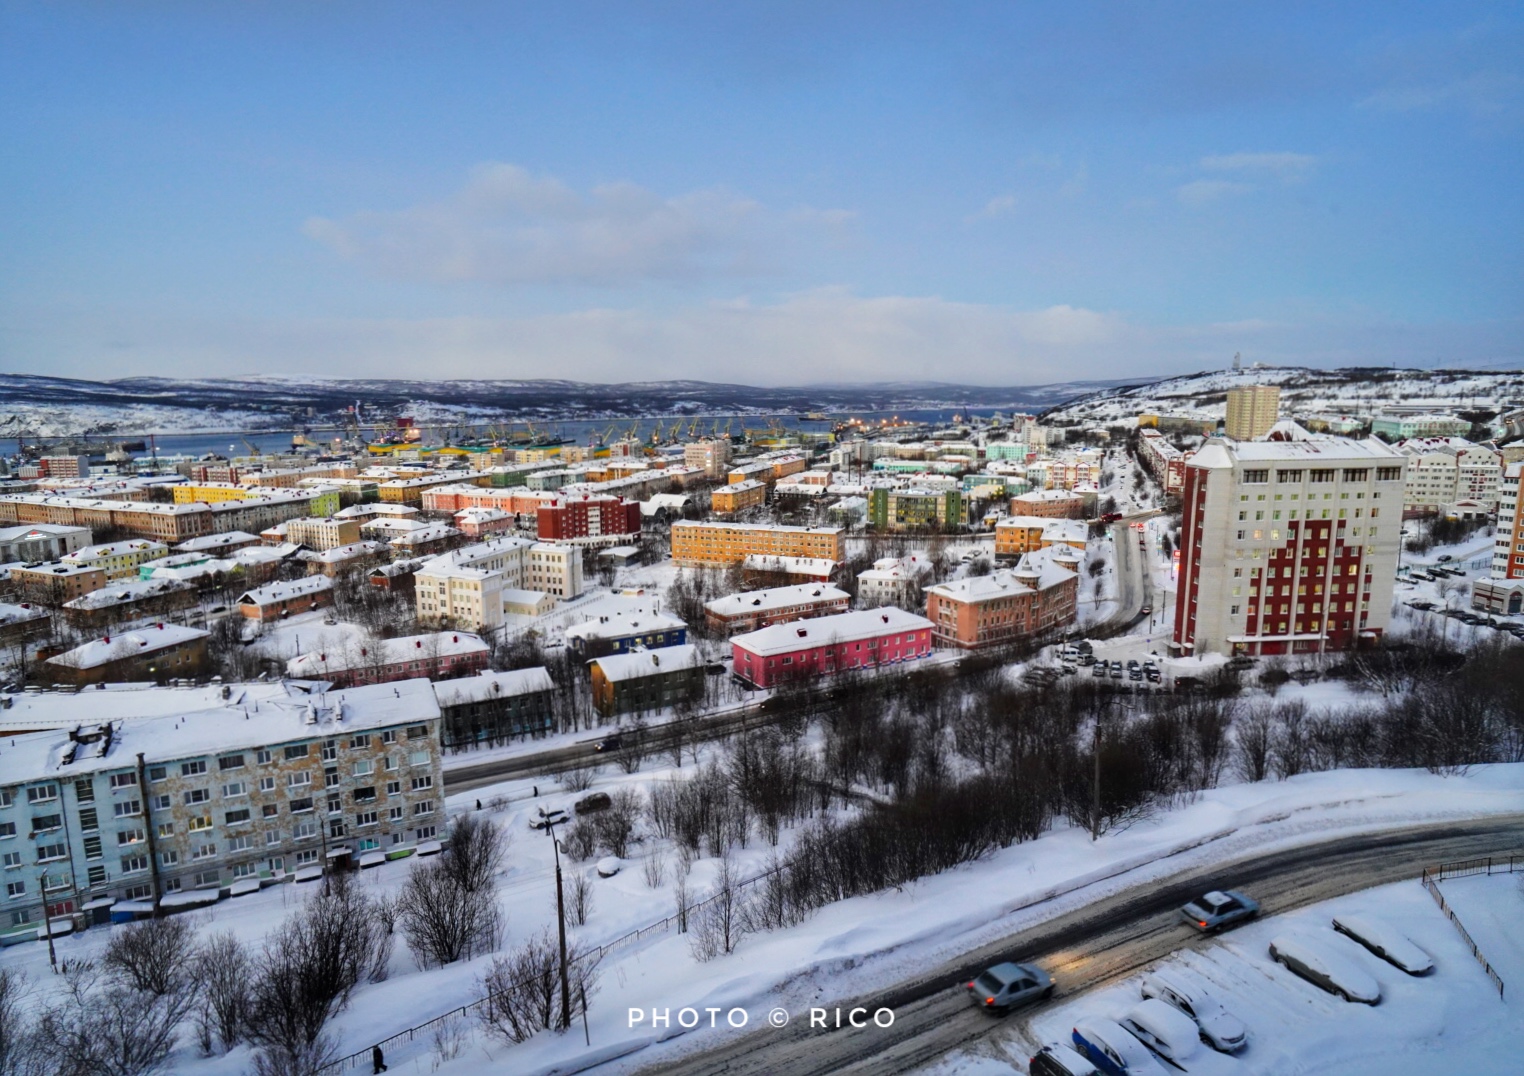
(1042, 366, 1524, 427)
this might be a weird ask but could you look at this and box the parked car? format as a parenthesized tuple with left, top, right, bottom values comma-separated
(1092, 663, 1108, 678)
(1110, 666, 1124, 679)
(1437, 554, 1453, 562)
(1179, 889, 1259, 932)
(528, 807, 569, 830)
(574, 792, 613, 815)
(1139, 969, 1248, 1052)
(1331, 914, 1434, 975)
(1071, 1018, 1167, 1076)
(965, 961, 1052, 1013)
(1030, 1044, 1098, 1076)
(1119, 999, 1199, 1065)
(1269, 934, 1382, 1004)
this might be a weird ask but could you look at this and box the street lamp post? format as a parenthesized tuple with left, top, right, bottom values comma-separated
(545, 820, 572, 1030)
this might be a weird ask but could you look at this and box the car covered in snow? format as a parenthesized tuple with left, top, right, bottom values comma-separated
(1119, 998, 1199, 1065)
(1071, 1018, 1167, 1075)
(1269, 934, 1382, 1004)
(965, 961, 1052, 1012)
(1139, 969, 1248, 1052)
(1029, 1043, 1099, 1076)
(1332, 914, 1435, 975)
(1179, 889, 1259, 932)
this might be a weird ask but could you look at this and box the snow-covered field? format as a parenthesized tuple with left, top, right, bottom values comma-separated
(5, 756, 1518, 1076)
(928, 870, 1524, 1075)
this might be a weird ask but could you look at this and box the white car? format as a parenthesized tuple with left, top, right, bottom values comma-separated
(1139, 969, 1248, 1052)
(1071, 1018, 1168, 1075)
(1269, 934, 1382, 1004)
(1120, 999, 1199, 1064)
(1332, 914, 1435, 975)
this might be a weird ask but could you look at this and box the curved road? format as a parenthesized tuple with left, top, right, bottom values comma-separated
(634, 813, 1524, 1076)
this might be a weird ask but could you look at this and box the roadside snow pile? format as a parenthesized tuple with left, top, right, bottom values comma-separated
(946, 874, 1524, 1075)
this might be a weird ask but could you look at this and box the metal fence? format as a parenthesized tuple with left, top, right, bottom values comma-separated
(1418, 855, 1521, 1000)
(314, 860, 787, 1074)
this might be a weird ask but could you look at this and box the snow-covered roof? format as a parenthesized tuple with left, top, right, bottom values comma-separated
(238, 575, 332, 607)
(47, 623, 210, 669)
(675, 520, 843, 536)
(564, 605, 686, 642)
(0, 678, 441, 781)
(360, 517, 429, 534)
(704, 583, 850, 618)
(590, 643, 703, 683)
(174, 531, 261, 553)
(63, 578, 195, 610)
(740, 555, 838, 576)
(925, 548, 1079, 602)
(1197, 435, 1403, 465)
(297, 540, 391, 564)
(0, 602, 48, 625)
(62, 540, 167, 561)
(389, 524, 461, 546)
(0, 681, 295, 736)
(334, 502, 419, 519)
(1041, 519, 1089, 544)
(286, 632, 488, 677)
(431, 666, 555, 708)
(731, 607, 933, 657)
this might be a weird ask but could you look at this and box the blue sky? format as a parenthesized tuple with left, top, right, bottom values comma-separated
(1, 2, 1521, 386)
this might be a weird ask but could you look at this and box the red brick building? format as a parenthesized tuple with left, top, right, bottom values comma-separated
(536, 494, 642, 546)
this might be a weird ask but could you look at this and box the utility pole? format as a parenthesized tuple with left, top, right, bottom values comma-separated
(546, 820, 571, 1030)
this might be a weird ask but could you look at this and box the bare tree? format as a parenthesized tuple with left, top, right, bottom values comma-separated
(192, 930, 251, 1054)
(689, 851, 746, 961)
(561, 764, 598, 793)
(103, 915, 198, 997)
(34, 963, 190, 1076)
(397, 817, 506, 967)
(477, 931, 599, 1044)
(567, 870, 594, 926)
(0, 969, 44, 1076)
(641, 851, 666, 889)
(248, 1035, 337, 1076)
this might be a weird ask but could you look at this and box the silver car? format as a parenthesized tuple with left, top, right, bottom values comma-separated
(965, 961, 1053, 1013)
(1179, 889, 1260, 932)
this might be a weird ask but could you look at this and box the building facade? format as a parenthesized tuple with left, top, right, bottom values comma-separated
(286, 632, 490, 687)
(923, 549, 1080, 649)
(730, 607, 934, 688)
(1171, 437, 1405, 658)
(703, 583, 851, 635)
(711, 480, 767, 515)
(1492, 462, 1522, 580)
(1225, 385, 1281, 440)
(670, 521, 845, 568)
(589, 645, 705, 717)
(535, 495, 642, 546)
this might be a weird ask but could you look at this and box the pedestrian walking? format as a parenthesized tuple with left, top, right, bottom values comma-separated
(372, 1044, 388, 1073)
(475, 798, 482, 810)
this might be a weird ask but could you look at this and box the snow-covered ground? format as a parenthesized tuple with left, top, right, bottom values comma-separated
(8, 756, 1518, 1076)
(928, 870, 1524, 1075)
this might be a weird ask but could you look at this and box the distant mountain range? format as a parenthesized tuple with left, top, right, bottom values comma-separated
(0, 373, 1134, 436)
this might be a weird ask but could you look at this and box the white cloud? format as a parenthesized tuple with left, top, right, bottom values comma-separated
(303, 163, 845, 286)
(1360, 72, 1522, 123)
(1199, 151, 1318, 178)
(1176, 179, 1255, 206)
(965, 194, 1016, 222)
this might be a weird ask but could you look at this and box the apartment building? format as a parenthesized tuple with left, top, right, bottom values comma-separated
(1225, 385, 1280, 440)
(730, 607, 934, 688)
(711, 479, 767, 515)
(45, 624, 211, 686)
(536, 494, 642, 546)
(854, 556, 930, 610)
(1137, 430, 1189, 494)
(564, 605, 687, 658)
(36, 455, 91, 479)
(0, 679, 443, 934)
(0, 496, 215, 542)
(1491, 462, 1522, 581)
(589, 645, 705, 718)
(684, 439, 733, 479)
(62, 579, 199, 630)
(0, 603, 50, 647)
(61, 540, 170, 582)
(670, 521, 845, 568)
(433, 667, 556, 750)
(703, 582, 851, 635)
(237, 576, 334, 620)
(414, 563, 502, 632)
(1171, 437, 1405, 658)
(1396, 438, 1502, 516)
(378, 473, 472, 506)
(414, 537, 584, 630)
(10, 562, 109, 605)
(923, 548, 1080, 649)
(867, 488, 964, 531)
(1009, 489, 1086, 519)
(285, 517, 364, 551)
(0, 523, 92, 564)
(1371, 414, 1473, 440)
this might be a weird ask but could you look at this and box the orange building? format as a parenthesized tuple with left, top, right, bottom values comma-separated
(711, 480, 767, 515)
(670, 521, 844, 567)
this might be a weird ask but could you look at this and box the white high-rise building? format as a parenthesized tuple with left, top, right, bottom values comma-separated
(1172, 436, 1406, 658)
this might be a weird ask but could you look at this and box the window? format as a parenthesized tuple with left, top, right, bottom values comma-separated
(292, 821, 317, 840)
(289, 798, 314, 814)
(381, 730, 397, 745)
(415, 825, 437, 841)
(86, 864, 107, 887)
(73, 779, 95, 802)
(77, 808, 99, 832)
(26, 785, 57, 805)
(147, 766, 167, 782)
(1376, 466, 1402, 482)
(353, 760, 374, 777)
(1242, 469, 1268, 484)
(183, 789, 209, 806)
(37, 843, 67, 862)
(6, 882, 24, 899)
(192, 869, 219, 889)
(232, 861, 258, 879)
(256, 749, 273, 765)
(1310, 469, 1334, 483)
(109, 772, 137, 790)
(259, 776, 276, 793)
(0, 823, 12, 840)
(2, 852, 20, 869)
(113, 800, 142, 819)
(151, 793, 171, 811)
(356, 810, 378, 827)
(224, 809, 251, 826)
(181, 760, 207, 777)
(121, 854, 147, 873)
(386, 781, 401, 796)
(327, 795, 342, 814)
(32, 814, 61, 832)
(320, 741, 338, 763)
(218, 754, 245, 771)
(295, 849, 319, 866)
(287, 772, 311, 788)
(411, 776, 433, 791)
(408, 751, 430, 767)
(161, 850, 179, 866)
(413, 801, 435, 816)
(223, 781, 247, 798)
(0, 791, 10, 809)
(284, 745, 309, 761)
(163, 878, 181, 893)
(324, 771, 340, 789)
(349, 736, 371, 750)
(187, 815, 213, 832)
(265, 830, 281, 845)
(353, 787, 376, 803)
(389, 806, 405, 822)
(192, 843, 216, 860)
(227, 835, 252, 853)
(267, 856, 285, 873)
